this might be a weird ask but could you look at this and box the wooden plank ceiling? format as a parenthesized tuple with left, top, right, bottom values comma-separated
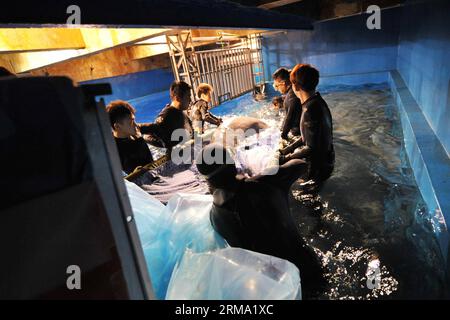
(0, 28, 268, 82)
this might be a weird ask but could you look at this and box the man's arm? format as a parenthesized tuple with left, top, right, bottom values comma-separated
(280, 98, 295, 139)
(204, 112, 222, 126)
(287, 106, 318, 160)
(259, 158, 308, 191)
(138, 122, 157, 135)
(279, 136, 303, 155)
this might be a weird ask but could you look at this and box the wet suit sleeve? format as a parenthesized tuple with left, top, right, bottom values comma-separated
(257, 159, 308, 192)
(138, 122, 157, 135)
(279, 136, 304, 155)
(289, 106, 319, 159)
(204, 111, 222, 126)
(199, 102, 221, 126)
(138, 123, 165, 148)
(280, 97, 296, 139)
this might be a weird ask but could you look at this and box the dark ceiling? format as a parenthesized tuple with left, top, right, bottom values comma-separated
(227, 0, 404, 21)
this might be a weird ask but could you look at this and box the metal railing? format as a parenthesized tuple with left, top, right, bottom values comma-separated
(167, 31, 265, 107)
(195, 48, 254, 107)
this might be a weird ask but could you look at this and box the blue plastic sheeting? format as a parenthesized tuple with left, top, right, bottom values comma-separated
(126, 179, 165, 254)
(397, 0, 450, 157)
(126, 179, 227, 299)
(389, 70, 450, 263)
(166, 247, 302, 300)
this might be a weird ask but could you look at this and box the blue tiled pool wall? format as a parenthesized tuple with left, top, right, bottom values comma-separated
(261, 6, 401, 84)
(81, 68, 174, 123)
(394, 1, 450, 268)
(397, 0, 450, 158)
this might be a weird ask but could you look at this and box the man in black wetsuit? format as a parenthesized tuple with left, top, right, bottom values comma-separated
(279, 64, 335, 185)
(140, 81, 193, 152)
(196, 143, 326, 298)
(272, 67, 302, 140)
(189, 83, 222, 134)
(106, 100, 154, 174)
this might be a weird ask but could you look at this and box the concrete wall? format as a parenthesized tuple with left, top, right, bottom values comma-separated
(262, 6, 401, 86)
(397, 0, 450, 157)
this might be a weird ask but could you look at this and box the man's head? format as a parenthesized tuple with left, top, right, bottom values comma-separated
(197, 83, 213, 104)
(290, 64, 319, 98)
(106, 100, 138, 137)
(272, 96, 284, 110)
(272, 67, 291, 94)
(196, 143, 237, 191)
(170, 81, 192, 110)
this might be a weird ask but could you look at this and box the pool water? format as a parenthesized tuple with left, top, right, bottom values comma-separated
(212, 83, 448, 299)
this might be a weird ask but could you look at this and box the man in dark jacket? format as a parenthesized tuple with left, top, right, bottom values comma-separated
(196, 143, 326, 298)
(140, 81, 193, 151)
(106, 100, 154, 174)
(189, 83, 222, 134)
(279, 64, 335, 184)
(272, 67, 302, 140)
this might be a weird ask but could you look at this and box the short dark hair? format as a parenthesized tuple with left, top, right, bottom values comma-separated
(272, 67, 290, 83)
(196, 83, 213, 99)
(106, 100, 135, 128)
(272, 96, 284, 107)
(170, 81, 191, 101)
(290, 64, 319, 92)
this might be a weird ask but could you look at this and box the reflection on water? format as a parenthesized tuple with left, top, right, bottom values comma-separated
(214, 84, 448, 299)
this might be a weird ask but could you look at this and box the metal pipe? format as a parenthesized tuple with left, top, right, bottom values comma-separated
(223, 50, 232, 100)
(209, 53, 220, 107)
(232, 49, 239, 98)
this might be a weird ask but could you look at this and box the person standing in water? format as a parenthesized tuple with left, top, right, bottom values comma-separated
(279, 64, 335, 185)
(195, 143, 326, 298)
(272, 96, 285, 117)
(106, 100, 154, 174)
(272, 67, 302, 140)
(140, 81, 194, 152)
(189, 83, 222, 134)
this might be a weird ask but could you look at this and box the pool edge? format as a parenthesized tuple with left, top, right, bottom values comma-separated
(388, 70, 450, 266)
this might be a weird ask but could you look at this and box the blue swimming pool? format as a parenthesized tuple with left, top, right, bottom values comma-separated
(213, 83, 447, 299)
(129, 81, 447, 299)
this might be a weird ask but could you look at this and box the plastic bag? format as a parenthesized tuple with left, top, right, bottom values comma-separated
(146, 193, 228, 299)
(166, 247, 302, 300)
(125, 179, 165, 248)
(234, 127, 281, 176)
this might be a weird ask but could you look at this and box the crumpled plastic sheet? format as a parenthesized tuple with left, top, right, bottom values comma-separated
(126, 179, 165, 250)
(166, 247, 302, 300)
(126, 179, 227, 299)
(150, 193, 228, 299)
(234, 127, 281, 177)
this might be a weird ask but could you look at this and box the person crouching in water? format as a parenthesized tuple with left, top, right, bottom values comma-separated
(272, 96, 285, 117)
(106, 100, 154, 174)
(279, 64, 335, 187)
(190, 83, 223, 134)
(140, 81, 193, 153)
(196, 143, 326, 298)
